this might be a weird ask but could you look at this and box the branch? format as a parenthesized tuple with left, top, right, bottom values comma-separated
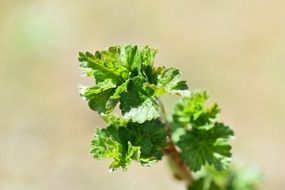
(158, 99, 193, 186)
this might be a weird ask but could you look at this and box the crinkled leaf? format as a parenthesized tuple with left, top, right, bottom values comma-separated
(101, 114, 128, 126)
(79, 45, 159, 116)
(127, 119, 167, 165)
(154, 68, 190, 97)
(79, 45, 158, 83)
(79, 46, 191, 120)
(79, 50, 124, 84)
(177, 123, 234, 172)
(119, 77, 160, 123)
(123, 98, 160, 123)
(91, 119, 167, 171)
(79, 79, 117, 113)
(119, 77, 150, 112)
(91, 127, 141, 171)
(172, 91, 220, 129)
(87, 89, 117, 113)
(79, 79, 116, 100)
(110, 80, 129, 100)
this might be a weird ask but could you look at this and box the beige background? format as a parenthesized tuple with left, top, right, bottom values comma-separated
(1, 0, 285, 189)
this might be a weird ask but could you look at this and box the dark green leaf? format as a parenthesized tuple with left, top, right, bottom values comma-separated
(79, 45, 159, 116)
(90, 119, 167, 170)
(119, 76, 160, 123)
(177, 123, 234, 172)
(79, 79, 117, 113)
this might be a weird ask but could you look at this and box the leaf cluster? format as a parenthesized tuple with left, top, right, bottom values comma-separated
(79, 45, 189, 170)
(171, 91, 234, 172)
(79, 45, 189, 123)
(76, 45, 260, 190)
(91, 117, 167, 171)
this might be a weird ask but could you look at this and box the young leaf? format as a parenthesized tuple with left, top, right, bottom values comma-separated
(91, 118, 167, 171)
(119, 76, 160, 123)
(122, 98, 160, 123)
(79, 79, 117, 113)
(170, 91, 233, 172)
(155, 68, 190, 97)
(78, 46, 241, 190)
(177, 123, 234, 172)
(91, 127, 136, 171)
(79, 45, 191, 122)
(172, 91, 220, 129)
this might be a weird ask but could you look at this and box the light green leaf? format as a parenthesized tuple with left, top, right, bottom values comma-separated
(79, 45, 159, 115)
(172, 91, 220, 129)
(188, 166, 262, 190)
(79, 79, 117, 113)
(123, 98, 160, 123)
(119, 76, 160, 123)
(91, 127, 141, 171)
(155, 68, 190, 97)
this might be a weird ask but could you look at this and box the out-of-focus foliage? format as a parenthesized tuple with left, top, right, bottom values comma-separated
(188, 166, 263, 190)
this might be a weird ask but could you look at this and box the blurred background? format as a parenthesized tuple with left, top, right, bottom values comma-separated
(1, 0, 284, 189)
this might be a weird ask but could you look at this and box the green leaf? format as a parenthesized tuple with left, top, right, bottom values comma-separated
(79, 45, 158, 83)
(101, 114, 128, 126)
(123, 98, 160, 123)
(79, 46, 191, 121)
(226, 167, 263, 190)
(79, 79, 117, 113)
(91, 127, 141, 171)
(79, 50, 125, 84)
(177, 123, 234, 172)
(79, 45, 160, 116)
(79, 79, 116, 99)
(172, 91, 220, 129)
(188, 166, 262, 190)
(119, 76, 160, 123)
(91, 119, 167, 170)
(109, 80, 129, 100)
(171, 91, 234, 173)
(154, 68, 190, 97)
(188, 178, 221, 190)
(128, 119, 167, 165)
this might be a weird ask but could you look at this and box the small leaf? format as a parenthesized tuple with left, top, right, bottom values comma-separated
(79, 79, 117, 113)
(123, 98, 160, 123)
(177, 123, 234, 172)
(172, 91, 220, 129)
(155, 68, 190, 97)
(90, 119, 167, 171)
(119, 77, 160, 123)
